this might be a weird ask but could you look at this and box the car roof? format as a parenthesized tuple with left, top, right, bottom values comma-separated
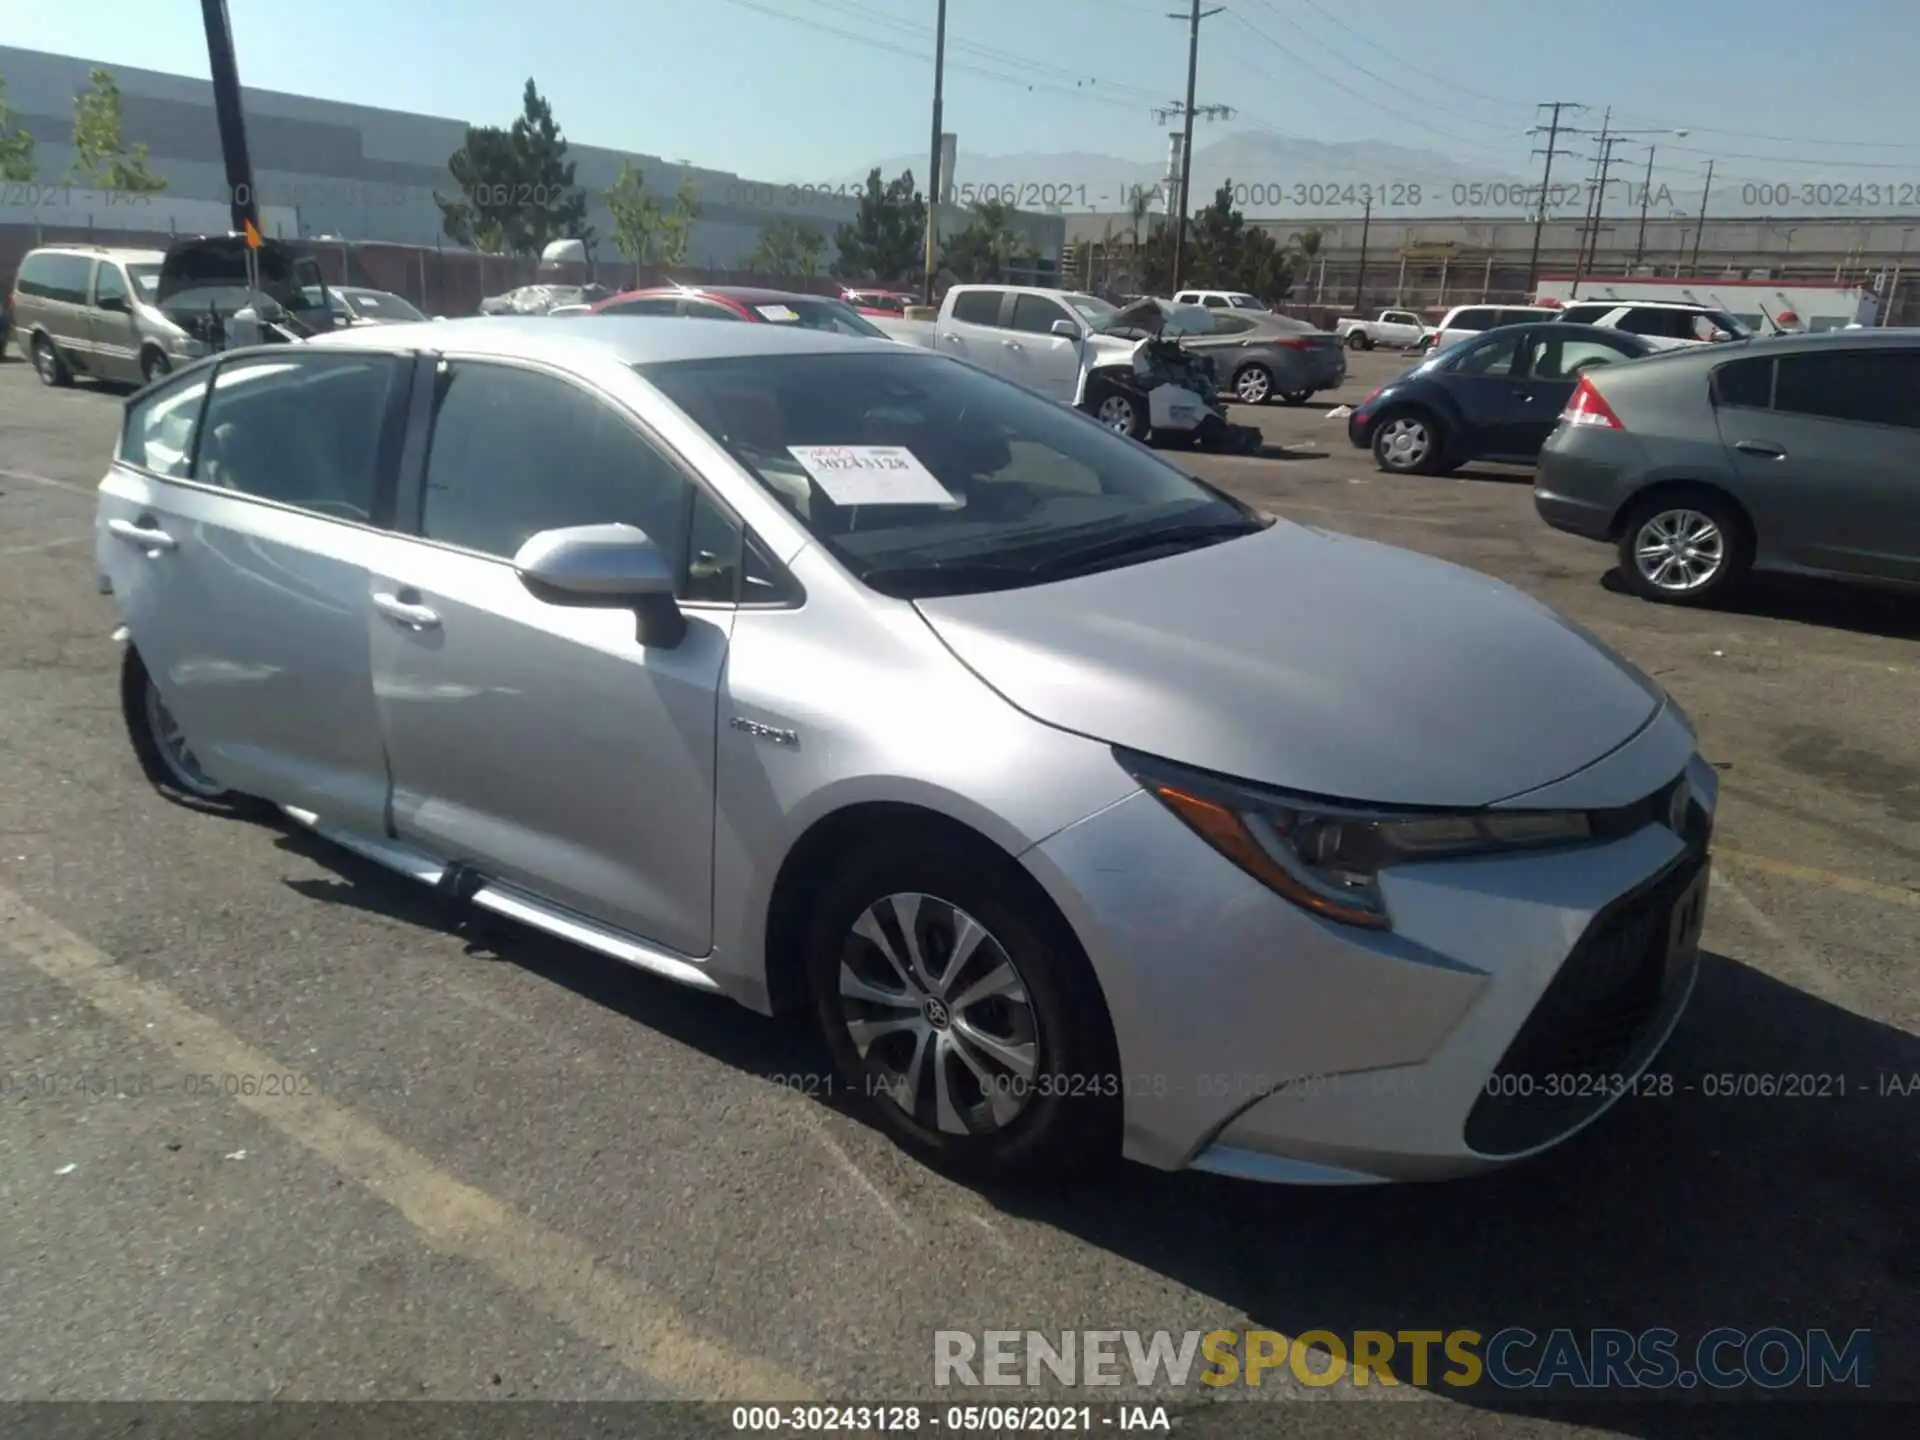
(597, 284, 846, 306)
(1563, 299, 1725, 311)
(302, 314, 906, 366)
(29, 245, 165, 262)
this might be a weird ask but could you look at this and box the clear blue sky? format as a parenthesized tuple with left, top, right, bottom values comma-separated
(8, 0, 1918, 191)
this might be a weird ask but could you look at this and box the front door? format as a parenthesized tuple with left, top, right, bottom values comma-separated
(98, 351, 411, 832)
(1438, 328, 1533, 457)
(1005, 292, 1084, 402)
(370, 357, 729, 956)
(87, 262, 141, 383)
(1715, 347, 1920, 584)
(1511, 330, 1645, 456)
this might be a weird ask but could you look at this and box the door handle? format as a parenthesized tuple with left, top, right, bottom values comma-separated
(1003, 339, 1022, 349)
(107, 517, 177, 553)
(1735, 440, 1785, 458)
(372, 592, 441, 629)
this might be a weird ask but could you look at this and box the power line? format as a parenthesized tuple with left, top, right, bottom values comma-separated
(1291, 0, 1538, 110)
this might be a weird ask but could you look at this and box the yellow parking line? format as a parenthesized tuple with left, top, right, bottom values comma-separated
(0, 882, 816, 1401)
(1714, 848, 1920, 911)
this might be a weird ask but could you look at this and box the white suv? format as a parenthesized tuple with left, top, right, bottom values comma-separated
(1423, 304, 1558, 353)
(1552, 300, 1751, 350)
(1172, 289, 1270, 312)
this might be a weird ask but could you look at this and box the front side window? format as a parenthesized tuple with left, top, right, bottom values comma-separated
(120, 370, 211, 478)
(93, 265, 129, 308)
(1447, 331, 1524, 377)
(1010, 294, 1073, 334)
(639, 350, 1263, 598)
(197, 354, 404, 521)
(421, 362, 690, 563)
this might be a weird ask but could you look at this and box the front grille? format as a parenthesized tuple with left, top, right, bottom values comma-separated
(1464, 844, 1707, 1157)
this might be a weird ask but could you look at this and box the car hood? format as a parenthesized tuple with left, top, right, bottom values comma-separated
(913, 522, 1663, 808)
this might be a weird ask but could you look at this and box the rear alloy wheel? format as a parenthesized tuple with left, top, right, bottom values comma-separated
(1346, 330, 1371, 350)
(1618, 494, 1750, 605)
(1372, 410, 1443, 475)
(120, 646, 266, 814)
(1232, 363, 1274, 404)
(32, 334, 72, 387)
(808, 839, 1120, 1185)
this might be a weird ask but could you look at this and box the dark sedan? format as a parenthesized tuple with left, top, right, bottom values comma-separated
(1184, 310, 1347, 406)
(1348, 322, 1653, 475)
(1536, 330, 1920, 604)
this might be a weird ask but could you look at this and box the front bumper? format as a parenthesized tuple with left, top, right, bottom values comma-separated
(1021, 706, 1714, 1183)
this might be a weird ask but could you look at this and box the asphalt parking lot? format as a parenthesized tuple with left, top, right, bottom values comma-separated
(0, 343, 1914, 1435)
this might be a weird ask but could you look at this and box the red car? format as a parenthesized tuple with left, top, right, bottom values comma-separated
(588, 284, 889, 338)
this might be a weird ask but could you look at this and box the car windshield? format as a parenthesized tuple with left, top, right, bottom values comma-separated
(1226, 294, 1266, 309)
(745, 298, 889, 338)
(344, 289, 426, 321)
(638, 350, 1262, 597)
(1702, 309, 1753, 338)
(125, 263, 160, 301)
(1062, 293, 1118, 325)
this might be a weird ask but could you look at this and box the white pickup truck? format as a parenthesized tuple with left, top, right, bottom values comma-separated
(871, 284, 1137, 403)
(1333, 308, 1431, 351)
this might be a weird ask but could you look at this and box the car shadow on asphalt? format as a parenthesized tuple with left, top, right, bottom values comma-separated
(267, 824, 1918, 1431)
(1601, 570, 1920, 643)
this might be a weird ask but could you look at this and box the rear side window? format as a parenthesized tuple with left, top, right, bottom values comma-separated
(1450, 309, 1495, 332)
(120, 370, 212, 478)
(197, 354, 406, 521)
(1560, 305, 1615, 325)
(16, 252, 92, 304)
(1772, 350, 1920, 429)
(1618, 308, 1696, 339)
(1711, 357, 1772, 409)
(950, 290, 1004, 325)
(602, 297, 681, 316)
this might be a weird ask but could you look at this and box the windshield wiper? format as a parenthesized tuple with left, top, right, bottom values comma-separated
(1026, 518, 1268, 579)
(857, 559, 1040, 598)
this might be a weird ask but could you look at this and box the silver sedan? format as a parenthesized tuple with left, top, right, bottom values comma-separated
(96, 316, 1715, 1187)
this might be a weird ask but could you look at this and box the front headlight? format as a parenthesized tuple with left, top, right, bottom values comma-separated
(1117, 749, 1592, 931)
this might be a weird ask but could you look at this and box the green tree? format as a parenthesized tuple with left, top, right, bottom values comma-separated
(831, 167, 926, 281)
(656, 171, 702, 271)
(746, 218, 804, 277)
(794, 222, 828, 283)
(0, 71, 36, 182)
(67, 68, 165, 193)
(606, 162, 660, 281)
(437, 79, 590, 256)
(939, 199, 1024, 283)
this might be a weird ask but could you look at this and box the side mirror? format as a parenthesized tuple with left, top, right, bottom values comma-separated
(1710, 328, 1732, 343)
(1050, 318, 1080, 339)
(512, 522, 686, 648)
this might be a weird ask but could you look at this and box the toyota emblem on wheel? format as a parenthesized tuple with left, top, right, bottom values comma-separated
(924, 997, 951, 1029)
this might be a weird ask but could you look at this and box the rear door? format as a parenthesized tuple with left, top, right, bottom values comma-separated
(98, 349, 414, 831)
(940, 287, 1013, 374)
(1713, 347, 1920, 583)
(87, 262, 142, 382)
(369, 356, 731, 955)
(1005, 292, 1084, 401)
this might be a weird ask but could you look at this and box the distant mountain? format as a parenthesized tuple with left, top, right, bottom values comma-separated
(844, 130, 1534, 218)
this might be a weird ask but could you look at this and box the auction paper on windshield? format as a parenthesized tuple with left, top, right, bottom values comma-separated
(786, 446, 957, 506)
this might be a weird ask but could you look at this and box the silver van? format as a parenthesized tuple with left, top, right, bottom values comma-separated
(10, 245, 208, 388)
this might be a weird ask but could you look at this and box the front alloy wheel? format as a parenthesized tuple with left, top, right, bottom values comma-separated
(1095, 391, 1145, 438)
(1233, 364, 1274, 404)
(838, 893, 1039, 1136)
(1373, 412, 1440, 474)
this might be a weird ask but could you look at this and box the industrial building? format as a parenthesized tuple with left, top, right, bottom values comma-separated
(0, 44, 1062, 271)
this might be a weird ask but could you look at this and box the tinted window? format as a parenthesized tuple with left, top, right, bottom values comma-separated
(603, 297, 681, 316)
(1448, 331, 1524, 376)
(683, 299, 748, 322)
(93, 264, 129, 308)
(1560, 305, 1616, 325)
(1449, 309, 1496, 332)
(1496, 308, 1550, 326)
(1010, 294, 1073, 334)
(1617, 308, 1695, 339)
(422, 362, 689, 562)
(1384, 311, 1419, 326)
(197, 354, 403, 521)
(18, 252, 91, 304)
(1202, 295, 1227, 307)
(1712, 356, 1772, 408)
(950, 290, 1004, 325)
(119, 370, 210, 478)
(1526, 334, 1638, 380)
(1772, 350, 1920, 429)
(1208, 313, 1257, 335)
(640, 350, 1258, 598)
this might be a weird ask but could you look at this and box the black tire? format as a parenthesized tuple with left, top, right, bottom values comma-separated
(1346, 330, 1371, 350)
(1230, 362, 1275, 406)
(1280, 389, 1312, 406)
(806, 832, 1121, 1186)
(1370, 406, 1445, 475)
(1083, 377, 1147, 441)
(141, 347, 172, 385)
(120, 646, 269, 815)
(31, 333, 72, 388)
(1615, 489, 1753, 606)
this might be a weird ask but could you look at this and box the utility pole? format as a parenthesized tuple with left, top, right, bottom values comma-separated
(1689, 160, 1714, 274)
(1570, 107, 1612, 295)
(1525, 101, 1583, 297)
(922, 0, 948, 306)
(1632, 144, 1657, 266)
(1353, 194, 1371, 308)
(1167, 2, 1224, 293)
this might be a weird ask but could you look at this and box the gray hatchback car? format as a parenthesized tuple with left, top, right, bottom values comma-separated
(98, 318, 1716, 1188)
(1536, 330, 1920, 602)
